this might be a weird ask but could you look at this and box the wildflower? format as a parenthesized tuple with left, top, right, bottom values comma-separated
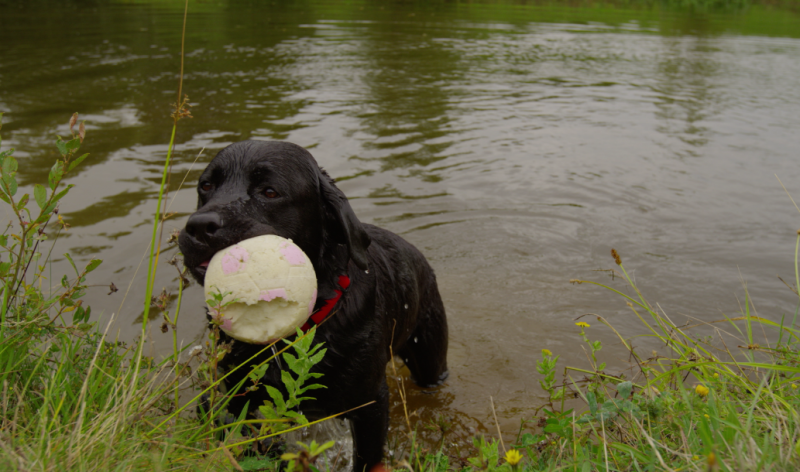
(692, 455, 699, 460)
(695, 384, 709, 398)
(703, 414, 710, 419)
(792, 384, 798, 390)
(57, 214, 71, 230)
(575, 322, 590, 328)
(541, 349, 552, 356)
(504, 449, 523, 466)
(713, 373, 719, 379)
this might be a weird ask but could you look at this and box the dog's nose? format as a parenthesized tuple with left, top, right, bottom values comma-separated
(186, 212, 223, 241)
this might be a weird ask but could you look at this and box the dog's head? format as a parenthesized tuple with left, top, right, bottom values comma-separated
(178, 140, 370, 297)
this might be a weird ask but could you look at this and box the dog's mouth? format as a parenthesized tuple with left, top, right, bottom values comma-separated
(179, 224, 285, 285)
(196, 259, 210, 277)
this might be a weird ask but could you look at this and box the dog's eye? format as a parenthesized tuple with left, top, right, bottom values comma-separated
(199, 182, 213, 192)
(264, 188, 279, 198)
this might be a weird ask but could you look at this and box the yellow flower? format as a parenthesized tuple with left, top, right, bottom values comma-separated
(575, 322, 590, 328)
(713, 373, 719, 379)
(703, 414, 710, 419)
(541, 349, 552, 356)
(695, 384, 709, 397)
(504, 449, 523, 466)
(792, 384, 798, 390)
(692, 455, 699, 460)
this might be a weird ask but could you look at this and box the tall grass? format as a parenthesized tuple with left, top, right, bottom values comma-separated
(400, 240, 800, 471)
(0, 2, 335, 471)
(0, 112, 229, 471)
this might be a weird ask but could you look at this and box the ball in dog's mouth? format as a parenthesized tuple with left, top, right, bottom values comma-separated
(203, 235, 317, 344)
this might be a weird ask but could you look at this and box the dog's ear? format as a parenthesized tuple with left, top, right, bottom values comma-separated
(319, 172, 371, 270)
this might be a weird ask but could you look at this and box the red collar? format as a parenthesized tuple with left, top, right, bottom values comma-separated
(300, 274, 350, 332)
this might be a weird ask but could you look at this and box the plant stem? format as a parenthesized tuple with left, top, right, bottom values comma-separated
(172, 270, 185, 411)
(136, 122, 177, 370)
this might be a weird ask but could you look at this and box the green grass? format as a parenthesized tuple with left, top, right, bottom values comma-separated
(0, 116, 226, 471)
(394, 244, 800, 471)
(0, 115, 337, 471)
(5, 120, 799, 472)
(3, 0, 800, 469)
(0, 2, 340, 469)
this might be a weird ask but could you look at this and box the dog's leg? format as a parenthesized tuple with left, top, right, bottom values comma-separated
(398, 290, 449, 388)
(349, 378, 389, 472)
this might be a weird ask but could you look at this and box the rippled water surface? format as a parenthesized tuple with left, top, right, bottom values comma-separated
(2, 0, 800, 455)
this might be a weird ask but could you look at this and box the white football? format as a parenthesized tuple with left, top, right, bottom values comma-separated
(203, 235, 318, 344)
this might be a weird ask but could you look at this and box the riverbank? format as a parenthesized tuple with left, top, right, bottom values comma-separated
(2, 0, 800, 469)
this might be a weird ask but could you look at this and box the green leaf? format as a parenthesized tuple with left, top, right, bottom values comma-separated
(72, 306, 85, 324)
(48, 162, 63, 191)
(257, 402, 277, 420)
(0, 148, 14, 159)
(0, 262, 11, 277)
(617, 381, 632, 399)
(283, 410, 308, 425)
(311, 440, 335, 456)
(55, 137, 68, 156)
(63, 253, 78, 276)
(2, 174, 17, 197)
(2, 156, 17, 175)
(608, 443, 649, 463)
(0, 189, 9, 204)
(296, 383, 325, 396)
(265, 385, 286, 414)
(283, 352, 299, 373)
(61, 275, 69, 288)
(68, 153, 89, 172)
(587, 391, 598, 414)
(238, 457, 273, 472)
(309, 348, 326, 366)
(281, 370, 297, 397)
(543, 423, 563, 434)
(64, 137, 81, 154)
(51, 185, 73, 205)
(34, 184, 47, 210)
(17, 193, 28, 210)
(84, 259, 102, 274)
(248, 363, 268, 382)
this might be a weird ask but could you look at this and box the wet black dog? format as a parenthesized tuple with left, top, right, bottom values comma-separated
(178, 140, 449, 471)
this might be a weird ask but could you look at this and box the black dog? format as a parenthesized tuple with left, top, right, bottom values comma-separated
(178, 140, 449, 471)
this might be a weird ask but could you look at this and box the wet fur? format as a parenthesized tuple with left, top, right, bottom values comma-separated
(178, 140, 449, 471)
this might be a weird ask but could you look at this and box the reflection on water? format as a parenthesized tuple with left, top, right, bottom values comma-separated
(2, 0, 800, 459)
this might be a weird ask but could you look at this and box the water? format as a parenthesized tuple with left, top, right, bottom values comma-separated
(2, 0, 800, 457)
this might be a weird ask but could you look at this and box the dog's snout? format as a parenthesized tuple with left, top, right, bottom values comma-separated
(186, 212, 223, 241)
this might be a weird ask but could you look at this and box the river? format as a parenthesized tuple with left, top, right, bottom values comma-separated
(1, 0, 799, 459)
